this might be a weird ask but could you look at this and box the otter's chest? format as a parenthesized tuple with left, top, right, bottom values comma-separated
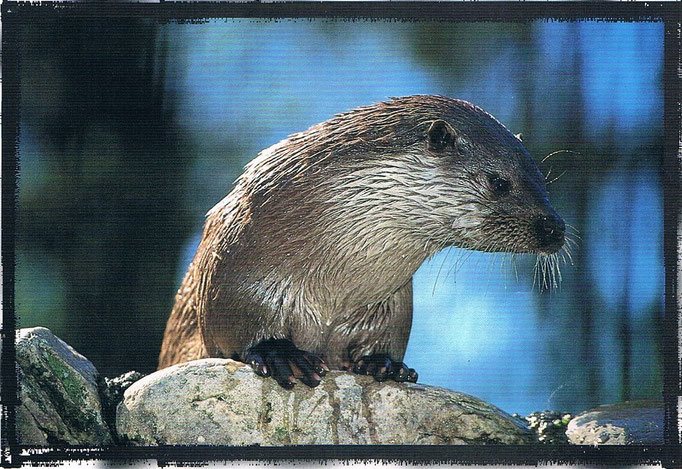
(288, 291, 409, 368)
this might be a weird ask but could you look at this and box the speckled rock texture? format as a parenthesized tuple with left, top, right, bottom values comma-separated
(15, 327, 113, 445)
(116, 358, 533, 445)
(566, 400, 663, 445)
(516, 410, 572, 444)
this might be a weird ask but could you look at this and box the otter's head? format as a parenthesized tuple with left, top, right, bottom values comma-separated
(419, 102, 565, 256)
(241, 96, 567, 276)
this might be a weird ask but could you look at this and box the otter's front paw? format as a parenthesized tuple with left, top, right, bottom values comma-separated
(244, 339, 329, 389)
(351, 354, 418, 383)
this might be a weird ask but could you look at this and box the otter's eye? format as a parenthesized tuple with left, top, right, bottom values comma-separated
(489, 175, 511, 197)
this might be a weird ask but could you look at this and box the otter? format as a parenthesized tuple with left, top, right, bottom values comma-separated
(159, 95, 565, 389)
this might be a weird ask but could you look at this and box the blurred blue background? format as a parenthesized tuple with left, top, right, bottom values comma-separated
(16, 19, 663, 416)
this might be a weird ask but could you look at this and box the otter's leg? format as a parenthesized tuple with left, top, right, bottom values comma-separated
(243, 339, 330, 389)
(347, 278, 419, 383)
(203, 296, 330, 389)
(201, 276, 330, 389)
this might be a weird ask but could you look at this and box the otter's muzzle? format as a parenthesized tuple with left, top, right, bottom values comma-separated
(535, 213, 565, 253)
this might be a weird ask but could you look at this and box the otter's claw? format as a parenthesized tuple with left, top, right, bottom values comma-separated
(244, 339, 329, 389)
(352, 354, 418, 383)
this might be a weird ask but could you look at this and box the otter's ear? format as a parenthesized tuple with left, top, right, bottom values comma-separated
(427, 120, 456, 152)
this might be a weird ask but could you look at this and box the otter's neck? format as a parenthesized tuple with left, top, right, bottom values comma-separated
(247, 155, 453, 313)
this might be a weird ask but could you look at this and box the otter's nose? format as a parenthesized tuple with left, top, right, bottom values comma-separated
(535, 214, 565, 250)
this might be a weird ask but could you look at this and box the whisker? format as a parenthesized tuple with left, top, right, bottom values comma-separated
(546, 170, 567, 186)
(559, 250, 568, 266)
(564, 237, 579, 249)
(553, 254, 562, 288)
(432, 246, 454, 295)
(532, 256, 541, 291)
(565, 224, 582, 238)
(564, 233, 582, 247)
(568, 233, 583, 241)
(563, 245, 575, 265)
(541, 256, 549, 291)
(541, 149, 582, 164)
(511, 253, 520, 283)
(448, 244, 479, 280)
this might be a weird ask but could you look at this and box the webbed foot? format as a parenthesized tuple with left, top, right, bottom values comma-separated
(244, 338, 329, 389)
(350, 353, 418, 383)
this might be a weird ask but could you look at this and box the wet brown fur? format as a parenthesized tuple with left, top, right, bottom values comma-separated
(159, 95, 561, 370)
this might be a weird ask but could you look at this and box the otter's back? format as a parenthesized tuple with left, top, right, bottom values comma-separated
(158, 263, 208, 368)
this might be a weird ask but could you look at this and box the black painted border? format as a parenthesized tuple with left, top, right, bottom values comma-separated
(1, 8, 20, 468)
(1, 2, 679, 467)
(5, 444, 675, 465)
(1, 1, 680, 21)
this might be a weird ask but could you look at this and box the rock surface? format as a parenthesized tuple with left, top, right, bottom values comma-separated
(117, 358, 534, 445)
(15, 327, 113, 445)
(565, 400, 663, 445)
(516, 410, 572, 444)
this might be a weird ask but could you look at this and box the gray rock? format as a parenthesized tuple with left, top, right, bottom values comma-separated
(565, 400, 663, 445)
(116, 358, 533, 445)
(15, 327, 113, 445)
(517, 410, 572, 444)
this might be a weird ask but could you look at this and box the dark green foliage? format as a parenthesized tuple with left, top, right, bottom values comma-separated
(17, 19, 195, 376)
